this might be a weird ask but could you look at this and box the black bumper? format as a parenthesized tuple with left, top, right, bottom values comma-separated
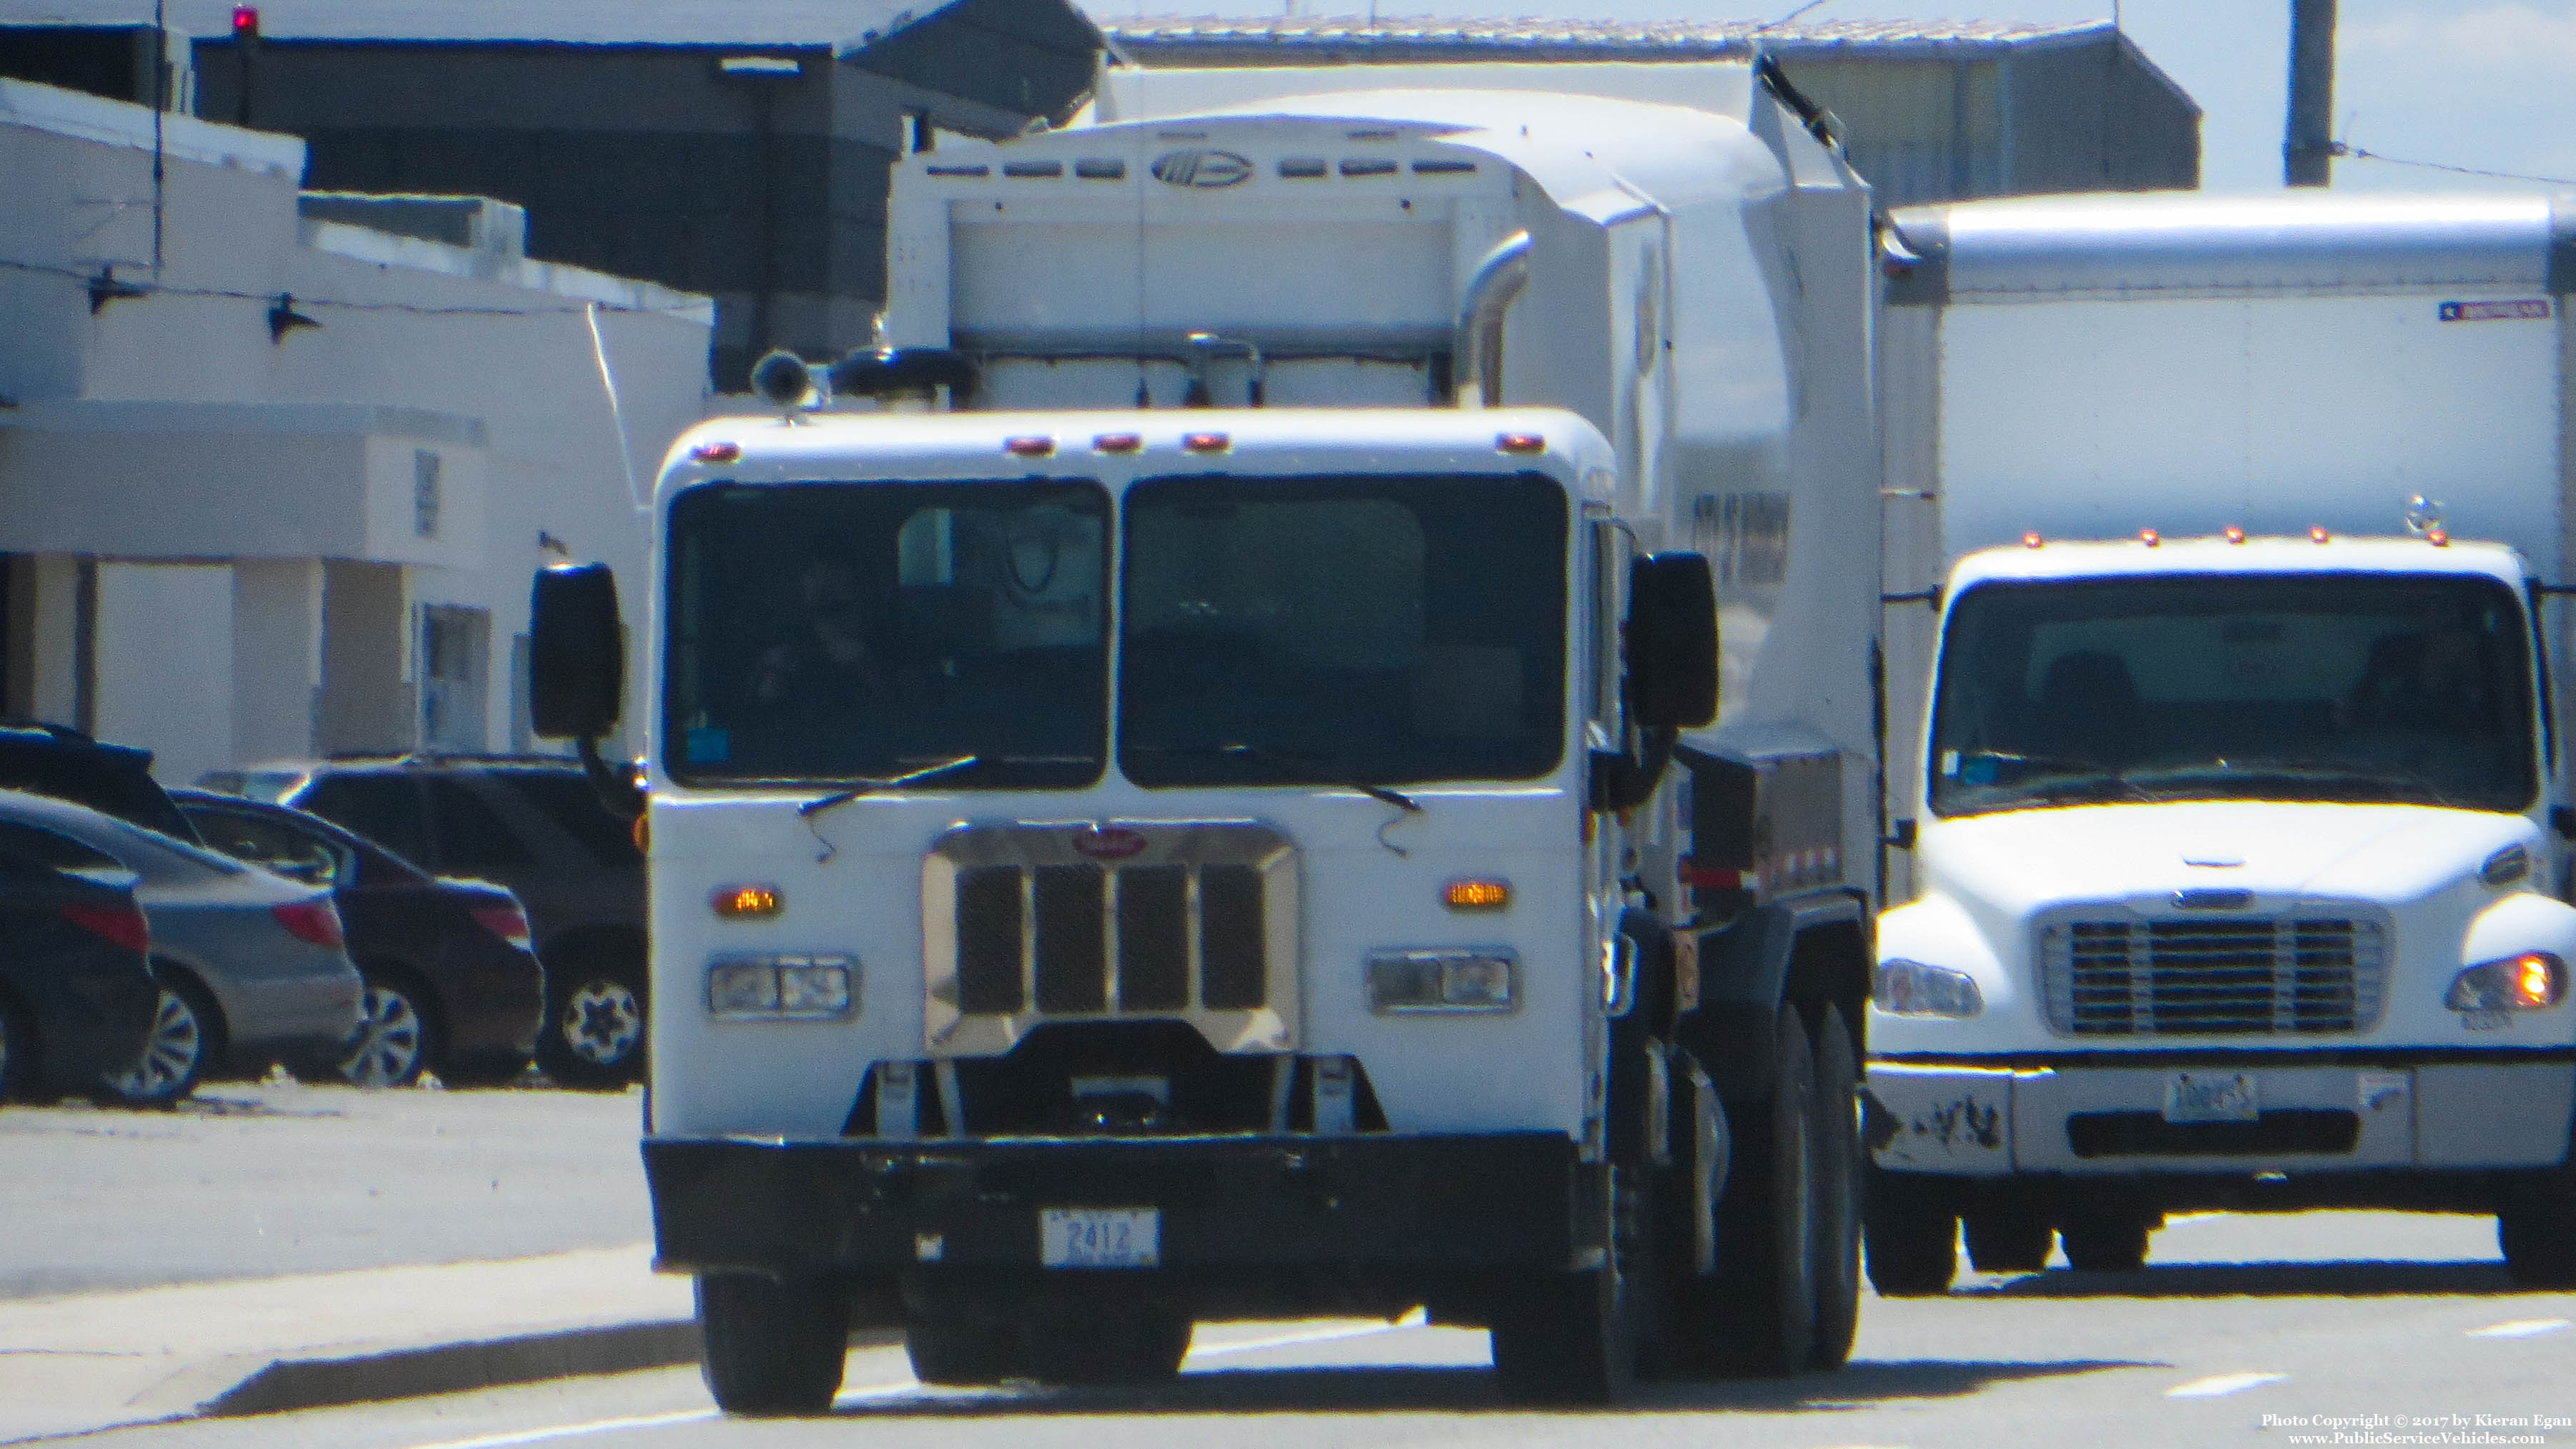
(646, 1131, 1581, 1277)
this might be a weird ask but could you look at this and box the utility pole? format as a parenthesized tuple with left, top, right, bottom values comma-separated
(2284, 0, 2336, 186)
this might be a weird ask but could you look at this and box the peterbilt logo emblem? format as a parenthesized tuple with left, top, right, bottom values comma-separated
(1072, 827, 1149, 860)
(1151, 149, 1252, 188)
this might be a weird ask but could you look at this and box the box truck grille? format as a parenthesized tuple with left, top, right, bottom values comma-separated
(927, 822, 1297, 1057)
(2040, 915, 2387, 1036)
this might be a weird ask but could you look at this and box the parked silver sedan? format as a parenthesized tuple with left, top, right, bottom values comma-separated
(0, 790, 362, 1104)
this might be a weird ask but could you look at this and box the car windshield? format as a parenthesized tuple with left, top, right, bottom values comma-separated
(1118, 472, 1567, 789)
(1929, 572, 2540, 817)
(664, 479, 1109, 789)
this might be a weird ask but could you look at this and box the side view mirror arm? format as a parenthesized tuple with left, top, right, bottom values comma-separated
(1591, 727, 1677, 814)
(578, 735, 645, 822)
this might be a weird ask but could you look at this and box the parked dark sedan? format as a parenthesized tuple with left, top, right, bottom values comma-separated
(0, 848, 157, 1104)
(171, 790, 544, 1087)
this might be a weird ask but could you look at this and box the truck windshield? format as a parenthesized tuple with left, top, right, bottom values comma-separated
(1930, 573, 2538, 817)
(1118, 472, 1566, 789)
(663, 480, 1109, 788)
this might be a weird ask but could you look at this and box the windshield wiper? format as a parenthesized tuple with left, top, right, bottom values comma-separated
(798, 755, 983, 819)
(1138, 742, 1422, 814)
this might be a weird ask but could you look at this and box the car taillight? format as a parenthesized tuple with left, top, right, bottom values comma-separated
(471, 903, 534, 951)
(63, 903, 148, 955)
(273, 899, 345, 950)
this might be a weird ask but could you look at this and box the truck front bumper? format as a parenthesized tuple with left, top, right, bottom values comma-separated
(1867, 1052, 2576, 1179)
(646, 1131, 1582, 1277)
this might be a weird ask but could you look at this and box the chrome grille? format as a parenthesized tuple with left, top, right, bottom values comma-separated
(2041, 915, 2388, 1036)
(925, 822, 1297, 1057)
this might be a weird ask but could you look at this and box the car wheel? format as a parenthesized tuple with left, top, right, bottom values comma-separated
(2060, 1212, 2155, 1272)
(1963, 1208, 2055, 1274)
(697, 1272, 849, 1415)
(1863, 1172, 1958, 1297)
(538, 951, 647, 1089)
(338, 970, 440, 1088)
(104, 971, 218, 1108)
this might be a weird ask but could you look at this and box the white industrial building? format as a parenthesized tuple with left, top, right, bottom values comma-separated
(0, 76, 710, 785)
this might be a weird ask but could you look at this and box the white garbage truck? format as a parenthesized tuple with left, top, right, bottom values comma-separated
(1867, 191, 2576, 1292)
(529, 60, 1888, 1408)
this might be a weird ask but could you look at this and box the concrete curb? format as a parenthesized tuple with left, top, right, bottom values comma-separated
(198, 1322, 905, 1419)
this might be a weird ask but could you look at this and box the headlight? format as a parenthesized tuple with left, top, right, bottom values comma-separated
(1874, 958, 1984, 1018)
(2445, 952, 2565, 1013)
(1367, 949, 1517, 1013)
(708, 954, 857, 1020)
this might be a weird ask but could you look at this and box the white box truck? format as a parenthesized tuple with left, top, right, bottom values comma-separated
(529, 61, 1890, 1409)
(1867, 191, 2576, 1291)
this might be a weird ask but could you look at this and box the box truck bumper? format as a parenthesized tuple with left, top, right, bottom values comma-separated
(1867, 1052, 2576, 1181)
(645, 1131, 1583, 1277)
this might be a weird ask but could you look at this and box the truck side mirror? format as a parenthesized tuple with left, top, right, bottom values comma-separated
(1627, 551, 1719, 730)
(530, 563, 624, 740)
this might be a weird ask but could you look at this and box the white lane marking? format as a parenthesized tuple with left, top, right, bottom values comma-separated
(2469, 1317, 2572, 1339)
(395, 1319, 1423, 1449)
(2165, 1372, 2288, 1399)
(1186, 1311, 1422, 1362)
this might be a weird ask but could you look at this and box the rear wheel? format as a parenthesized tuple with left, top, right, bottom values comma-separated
(1806, 1005, 1863, 1370)
(338, 969, 439, 1087)
(1962, 1209, 2055, 1274)
(103, 971, 217, 1108)
(1863, 1173, 1957, 1297)
(2060, 1213, 2154, 1273)
(537, 945, 647, 1089)
(697, 1272, 849, 1415)
(1696, 1010, 1819, 1376)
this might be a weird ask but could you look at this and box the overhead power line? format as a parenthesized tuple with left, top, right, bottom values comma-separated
(2331, 142, 2576, 190)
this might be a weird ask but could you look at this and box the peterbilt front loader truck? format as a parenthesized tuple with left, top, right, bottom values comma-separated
(531, 60, 1885, 1410)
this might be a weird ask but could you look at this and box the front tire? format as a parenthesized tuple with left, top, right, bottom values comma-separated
(1863, 1173, 1957, 1297)
(1490, 1164, 1649, 1405)
(103, 971, 218, 1108)
(697, 1272, 849, 1415)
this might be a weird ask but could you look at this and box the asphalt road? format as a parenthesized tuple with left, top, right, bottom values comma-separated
(0, 1080, 652, 1297)
(44, 1208, 2575, 1449)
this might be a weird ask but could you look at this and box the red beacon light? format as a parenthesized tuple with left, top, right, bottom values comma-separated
(2429, 528, 2451, 547)
(1497, 432, 1546, 455)
(2224, 525, 2248, 545)
(1092, 432, 1142, 454)
(2311, 526, 2331, 544)
(690, 440, 741, 464)
(2022, 531, 2043, 549)
(232, 5, 259, 39)
(1182, 432, 1230, 454)
(2140, 528, 2160, 548)
(1003, 436, 1055, 458)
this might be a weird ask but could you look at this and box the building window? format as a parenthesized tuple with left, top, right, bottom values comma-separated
(414, 450, 443, 539)
(420, 604, 489, 752)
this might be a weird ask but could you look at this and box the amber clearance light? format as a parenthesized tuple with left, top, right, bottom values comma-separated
(1444, 878, 1512, 911)
(713, 884, 782, 920)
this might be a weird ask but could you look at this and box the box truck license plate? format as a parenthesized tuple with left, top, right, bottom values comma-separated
(1041, 1208, 1160, 1268)
(2163, 1072, 2260, 1124)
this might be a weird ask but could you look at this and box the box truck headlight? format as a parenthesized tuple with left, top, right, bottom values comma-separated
(1874, 958, 1984, 1018)
(708, 955, 857, 1019)
(1367, 949, 1517, 1013)
(2445, 952, 2565, 1013)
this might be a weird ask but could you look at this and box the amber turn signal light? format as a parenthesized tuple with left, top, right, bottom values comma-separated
(1444, 878, 1512, 911)
(713, 884, 782, 919)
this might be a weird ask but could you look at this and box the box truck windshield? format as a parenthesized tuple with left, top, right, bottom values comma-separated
(1929, 573, 2537, 817)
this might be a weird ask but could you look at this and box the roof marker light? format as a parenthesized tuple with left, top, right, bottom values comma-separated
(2430, 528, 2450, 547)
(2311, 526, 2331, 544)
(2225, 525, 2247, 544)
(2140, 528, 2160, 548)
(1004, 436, 1055, 458)
(691, 441, 741, 463)
(1498, 432, 1545, 454)
(1093, 432, 1142, 453)
(1183, 432, 1229, 453)
(2022, 531, 2043, 549)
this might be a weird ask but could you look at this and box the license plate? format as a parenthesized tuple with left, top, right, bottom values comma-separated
(2163, 1071, 2260, 1124)
(1040, 1207, 1160, 1268)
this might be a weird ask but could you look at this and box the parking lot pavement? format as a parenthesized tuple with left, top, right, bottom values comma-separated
(0, 1080, 654, 1298)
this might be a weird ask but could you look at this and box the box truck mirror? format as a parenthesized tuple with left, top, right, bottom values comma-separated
(1627, 552, 1719, 730)
(531, 562, 624, 740)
